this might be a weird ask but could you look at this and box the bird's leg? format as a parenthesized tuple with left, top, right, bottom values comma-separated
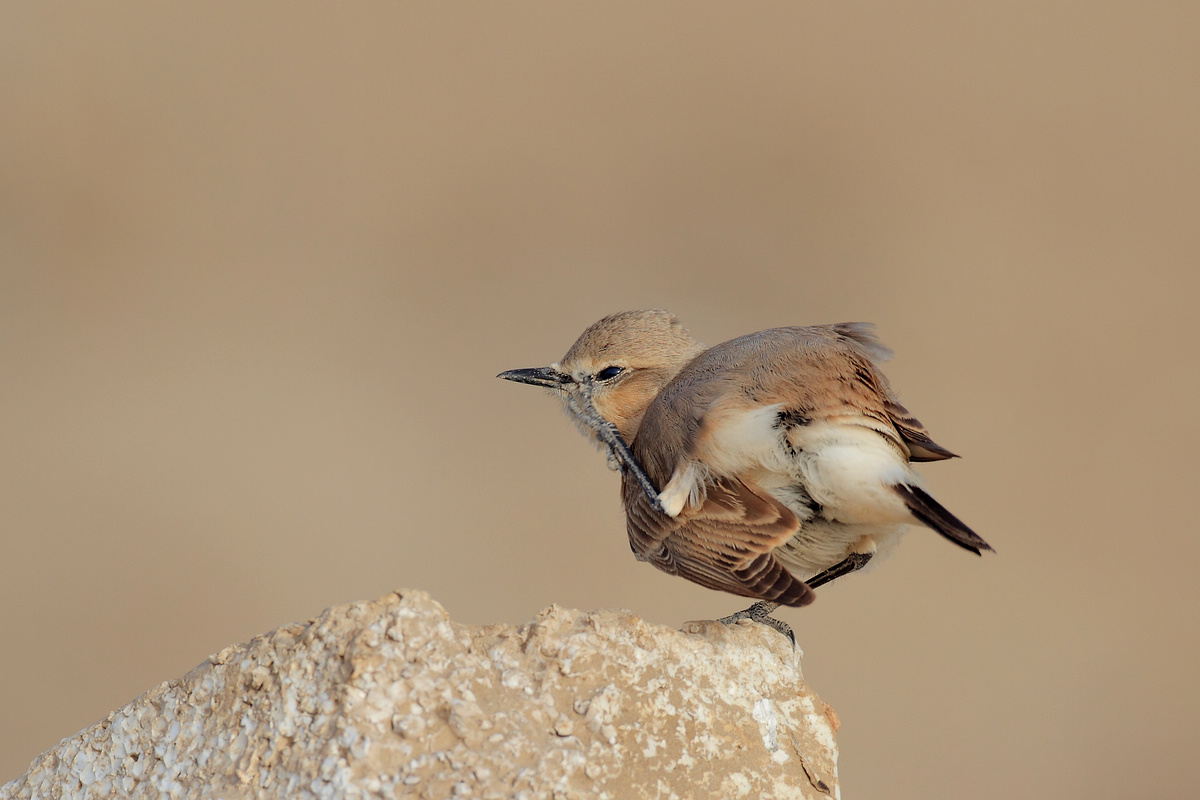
(718, 601, 793, 645)
(805, 552, 874, 589)
(717, 553, 875, 644)
(599, 422, 663, 513)
(569, 383, 664, 513)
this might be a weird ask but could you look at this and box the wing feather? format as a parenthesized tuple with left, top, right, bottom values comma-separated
(624, 472, 814, 607)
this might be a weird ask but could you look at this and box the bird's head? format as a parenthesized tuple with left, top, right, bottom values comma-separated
(498, 309, 706, 449)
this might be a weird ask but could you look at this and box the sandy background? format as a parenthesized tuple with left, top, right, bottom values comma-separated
(3, 3, 1198, 797)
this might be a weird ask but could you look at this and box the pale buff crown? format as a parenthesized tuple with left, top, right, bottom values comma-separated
(552, 310, 707, 445)
(558, 310, 702, 368)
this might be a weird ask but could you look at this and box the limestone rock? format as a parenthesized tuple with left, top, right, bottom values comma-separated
(2, 590, 840, 799)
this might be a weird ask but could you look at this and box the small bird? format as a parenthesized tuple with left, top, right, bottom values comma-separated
(499, 310, 991, 640)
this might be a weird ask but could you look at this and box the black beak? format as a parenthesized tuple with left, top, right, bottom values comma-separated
(497, 367, 571, 389)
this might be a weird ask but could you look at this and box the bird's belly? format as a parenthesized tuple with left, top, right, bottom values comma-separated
(773, 519, 908, 581)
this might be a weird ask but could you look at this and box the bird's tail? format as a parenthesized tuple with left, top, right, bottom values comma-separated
(893, 484, 994, 555)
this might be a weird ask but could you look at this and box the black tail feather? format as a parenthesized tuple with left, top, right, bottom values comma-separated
(893, 484, 993, 555)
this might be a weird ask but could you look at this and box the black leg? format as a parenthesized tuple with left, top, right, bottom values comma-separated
(570, 383, 663, 513)
(805, 552, 874, 589)
(598, 420, 663, 513)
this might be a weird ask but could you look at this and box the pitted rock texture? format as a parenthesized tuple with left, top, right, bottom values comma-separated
(2, 590, 840, 799)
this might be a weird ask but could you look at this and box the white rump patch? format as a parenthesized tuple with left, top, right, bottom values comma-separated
(791, 421, 916, 525)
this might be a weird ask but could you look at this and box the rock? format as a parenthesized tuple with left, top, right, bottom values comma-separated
(2, 590, 840, 799)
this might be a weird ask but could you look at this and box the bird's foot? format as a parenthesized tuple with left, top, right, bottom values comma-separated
(718, 601, 794, 645)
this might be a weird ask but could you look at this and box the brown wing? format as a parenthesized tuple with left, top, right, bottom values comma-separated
(884, 397, 958, 461)
(624, 472, 815, 607)
(828, 324, 958, 461)
(838, 349, 959, 462)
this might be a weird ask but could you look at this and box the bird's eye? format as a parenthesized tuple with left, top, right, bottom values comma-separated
(595, 366, 624, 381)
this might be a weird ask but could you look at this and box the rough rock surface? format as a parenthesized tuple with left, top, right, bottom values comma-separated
(2, 590, 840, 799)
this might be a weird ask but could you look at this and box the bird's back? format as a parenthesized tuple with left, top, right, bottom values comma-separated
(633, 323, 920, 485)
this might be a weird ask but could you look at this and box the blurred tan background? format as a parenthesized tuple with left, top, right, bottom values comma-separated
(2, 2, 1198, 796)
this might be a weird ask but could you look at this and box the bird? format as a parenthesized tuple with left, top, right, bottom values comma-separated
(498, 309, 991, 640)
